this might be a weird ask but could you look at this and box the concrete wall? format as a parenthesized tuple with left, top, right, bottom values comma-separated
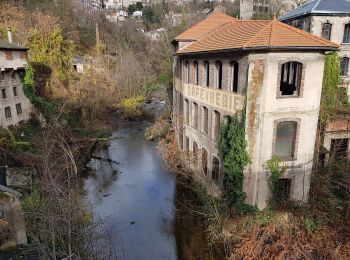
(244, 52, 325, 209)
(0, 50, 32, 128)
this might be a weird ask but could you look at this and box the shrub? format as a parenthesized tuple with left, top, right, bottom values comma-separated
(120, 96, 144, 119)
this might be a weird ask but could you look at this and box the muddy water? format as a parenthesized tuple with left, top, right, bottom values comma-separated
(84, 122, 225, 260)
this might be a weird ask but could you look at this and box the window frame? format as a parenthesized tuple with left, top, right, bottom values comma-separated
(1, 88, 6, 99)
(185, 61, 190, 83)
(321, 22, 332, 41)
(278, 61, 304, 98)
(343, 23, 350, 44)
(202, 106, 209, 134)
(16, 103, 22, 115)
(194, 61, 199, 85)
(204, 61, 210, 87)
(273, 119, 300, 161)
(230, 61, 239, 93)
(5, 106, 12, 119)
(340, 57, 349, 77)
(215, 61, 223, 89)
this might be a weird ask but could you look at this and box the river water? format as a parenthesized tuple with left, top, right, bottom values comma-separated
(84, 122, 225, 260)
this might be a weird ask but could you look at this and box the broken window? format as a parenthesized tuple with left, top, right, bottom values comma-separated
(212, 156, 220, 183)
(340, 57, 349, 77)
(192, 102, 198, 129)
(330, 138, 349, 161)
(204, 61, 210, 87)
(280, 62, 302, 96)
(231, 61, 239, 93)
(5, 106, 11, 119)
(343, 23, 350, 43)
(274, 121, 297, 160)
(213, 110, 220, 140)
(184, 99, 189, 124)
(215, 61, 223, 89)
(194, 61, 199, 85)
(203, 106, 209, 134)
(275, 179, 291, 203)
(202, 148, 208, 176)
(321, 22, 332, 41)
(16, 103, 22, 115)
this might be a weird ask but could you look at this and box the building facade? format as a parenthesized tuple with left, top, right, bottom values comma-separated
(0, 38, 32, 128)
(280, 0, 350, 163)
(172, 12, 338, 209)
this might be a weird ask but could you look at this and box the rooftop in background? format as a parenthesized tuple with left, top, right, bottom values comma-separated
(175, 15, 339, 54)
(279, 0, 350, 21)
(0, 39, 28, 50)
(175, 12, 236, 41)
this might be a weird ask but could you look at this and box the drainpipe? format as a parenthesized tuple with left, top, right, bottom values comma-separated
(7, 28, 13, 43)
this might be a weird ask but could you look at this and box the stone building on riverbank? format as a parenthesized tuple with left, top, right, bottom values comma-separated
(172, 12, 338, 209)
(0, 31, 32, 128)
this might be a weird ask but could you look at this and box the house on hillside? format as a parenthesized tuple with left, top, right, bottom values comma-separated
(279, 0, 350, 163)
(172, 12, 338, 209)
(0, 32, 32, 128)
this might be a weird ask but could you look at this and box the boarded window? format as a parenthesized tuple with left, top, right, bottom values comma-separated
(193, 102, 198, 129)
(231, 61, 239, 92)
(184, 99, 189, 124)
(203, 106, 208, 134)
(204, 61, 209, 87)
(212, 156, 220, 183)
(194, 61, 199, 85)
(213, 110, 220, 140)
(330, 138, 348, 161)
(321, 23, 332, 41)
(280, 62, 302, 96)
(19, 51, 27, 60)
(343, 23, 350, 43)
(340, 57, 349, 77)
(5, 106, 11, 119)
(215, 61, 223, 89)
(202, 148, 208, 176)
(16, 103, 22, 115)
(5, 51, 13, 60)
(274, 121, 297, 159)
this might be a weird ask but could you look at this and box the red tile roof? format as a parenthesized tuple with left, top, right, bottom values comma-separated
(175, 11, 236, 41)
(175, 15, 339, 54)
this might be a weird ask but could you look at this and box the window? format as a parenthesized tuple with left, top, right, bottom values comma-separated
(194, 61, 199, 85)
(202, 148, 208, 176)
(340, 57, 349, 77)
(321, 22, 332, 41)
(215, 61, 223, 89)
(0, 71, 4, 81)
(212, 157, 220, 183)
(0, 203, 5, 219)
(5, 51, 13, 60)
(16, 103, 22, 115)
(204, 61, 210, 87)
(213, 110, 220, 140)
(330, 138, 348, 161)
(343, 23, 350, 43)
(280, 62, 302, 96)
(231, 61, 239, 92)
(1, 89, 6, 99)
(193, 142, 198, 157)
(19, 51, 27, 60)
(185, 61, 190, 83)
(11, 71, 17, 80)
(192, 102, 198, 129)
(274, 121, 297, 160)
(203, 106, 208, 134)
(5, 106, 11, 119)
(184, 99, 189, 124)
(13, 86, 17, 96)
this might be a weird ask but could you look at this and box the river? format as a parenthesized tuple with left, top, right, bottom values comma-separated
(84, 122, 225, 260)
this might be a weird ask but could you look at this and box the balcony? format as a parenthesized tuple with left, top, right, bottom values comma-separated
(1, 59, 27, 70)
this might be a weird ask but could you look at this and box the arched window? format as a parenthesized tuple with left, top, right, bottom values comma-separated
(194, 61, 199, 85)
(202, 106, 208, 134)
(185, 61, 190, 83)
(274, 121, 298, 160)
(343, 23, 350, 43)
(184, 99, 189, 124)
(280, 61, 303, 96)
(215, 61, 223, 89)
(231, 61, 239, 92)
(192, 102, 199, 129)
(202, 148, 208, 176)
(204, 61, 209, 87)
(321, 22, 332, 41)
(213, 110, 220, 140)
(340, 57, 349, 77)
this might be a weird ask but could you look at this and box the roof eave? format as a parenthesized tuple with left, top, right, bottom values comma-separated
(279, 11, 350, 22)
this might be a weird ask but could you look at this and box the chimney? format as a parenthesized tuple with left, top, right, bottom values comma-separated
(7, 27, 13, 43)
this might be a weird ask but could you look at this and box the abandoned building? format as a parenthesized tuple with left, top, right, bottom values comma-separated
(280, 0, 350, 163)
(0, 31, 32, 128)
(172, 12, 338, 209)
